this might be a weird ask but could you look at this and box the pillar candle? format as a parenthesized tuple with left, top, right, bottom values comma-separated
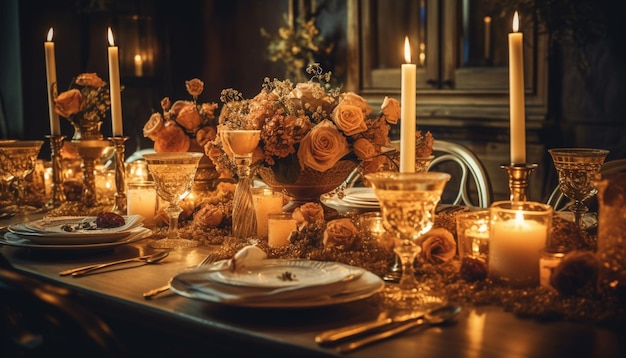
(44, 28, 60, 136)
(400, 36, 416, 173)
(107, 27, 123, 137)
(252, 188, 284, 238)
(508, 11, 526, 164)
(268, 213, 297, 247)
(484, 16, 491, 60)
(489, 205, 551, 287)
(126, 182, 157, 227)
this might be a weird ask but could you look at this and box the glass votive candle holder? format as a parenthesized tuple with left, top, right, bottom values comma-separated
(126, 181, 157, 227)
(267, 212, 297, 248)
(251, 187, 284, 238)
(456, 210, 490, 261)
(488, 201, 553, 288)
(358, 211, 394, 251)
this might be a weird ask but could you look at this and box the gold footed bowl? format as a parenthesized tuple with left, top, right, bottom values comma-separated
(257, 160, 357, 211)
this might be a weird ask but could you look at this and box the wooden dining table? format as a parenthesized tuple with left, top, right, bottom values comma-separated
(1, 213, 625, 357)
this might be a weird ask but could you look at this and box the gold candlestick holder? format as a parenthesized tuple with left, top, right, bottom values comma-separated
(501, 163, 538, 202)
(109, 136, 128, 215)
(45, 135, 66, 208)
(73, 139, 111, 207)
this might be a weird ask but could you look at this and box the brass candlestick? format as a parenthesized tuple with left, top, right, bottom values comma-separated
(45, 135, 66, 208)
(109, 136, 128, 215)
(73, 139, 111, 207)
(501, 163, 538, 202)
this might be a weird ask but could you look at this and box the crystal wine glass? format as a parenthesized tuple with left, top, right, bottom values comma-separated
(365, 171, 451, 310)
(143, 152, 203, 249)
(0, 140, 44, 215)
(222, 129, 261, 238)
(549, 148, 609, 229)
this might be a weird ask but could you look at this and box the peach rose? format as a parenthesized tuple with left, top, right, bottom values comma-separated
(176, 104, 202, 132)
(323, 218, 359, 249)
(418, 228, 456, 264)
(332, 102, 367, 136)
(185, 78, 204, 97)
(292, 202, 324, 228)
(353, 138, 377, 160)
(196, 126, 217, 147)
(381, 96, 400, 124)
(143, 112, 165, 140)
(339, 92, 372, 116)
(290, 82, 335, 113)
(297, 120, 350, 172)
(75, 73, 106, 88)
(193, 204, 224, 229)
(54, 89, 84, 118)
(201, 102, 219, 120)
(153, 121, 190, 153)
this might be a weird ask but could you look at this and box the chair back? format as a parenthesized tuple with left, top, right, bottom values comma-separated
(429, 140, 493, 208)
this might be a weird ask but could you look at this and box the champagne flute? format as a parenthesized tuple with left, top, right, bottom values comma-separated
(365, 171, 451, 310)
(549, 148, 609, 229)
(0, 140, 44, 215)
(143, 152, 203, 249)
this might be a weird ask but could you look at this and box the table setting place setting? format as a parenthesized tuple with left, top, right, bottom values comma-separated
(1, 213, 152, 251)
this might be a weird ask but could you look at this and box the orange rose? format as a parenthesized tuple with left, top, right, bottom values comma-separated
(193, 204, 224, 229)
(292, 202, 324, 228)
(153, 121, 190, 152)
(54, 89, 84, 118)
(297, 120, 350, 172)
(381, 96, 400, 124)
(196, 126, 217, 147)
(323, 218, 359, 249)
(143, 112, 164, 140)
(353, 138, 377, 160)
(332, 102, 367, 136)
(418, 228, 456, 264)
(185, 78, 204, 97)
(339, 92, 371, 116)
(176, 104, 202, 132)
(201, 102, 219, 121)
(75, 73, 106, 88)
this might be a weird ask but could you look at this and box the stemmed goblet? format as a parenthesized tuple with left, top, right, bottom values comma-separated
(549, 148, 609, 229)
(143, 152, 203, 249)
(0, 140, 44, 215)
(365, 171, 451, 310)
(221, 129, 261, 238)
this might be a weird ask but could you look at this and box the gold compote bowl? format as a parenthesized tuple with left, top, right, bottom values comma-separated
(0, 140, 44, 215)
(143, 152, 203, 249)
(549, 148, 609, 229)
(365, 171, 451, 310)
(222, 129, 261, 238)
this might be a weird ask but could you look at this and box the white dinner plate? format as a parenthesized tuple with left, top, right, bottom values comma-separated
(320, 193, 380, 215)
(0, 227, 153, 251)
(170, 267, 383, 308)
(343, 187, 378, 202)
(14, 215, 143, 235)
(204, 259, 364, 289)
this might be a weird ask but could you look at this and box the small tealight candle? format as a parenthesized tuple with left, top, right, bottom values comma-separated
(126, 181, 157, 226)
(488, 201, 552, 287)
(456, 211, 490, 260)
(267, 213, 297, 248)
(251, 188, 284, 238)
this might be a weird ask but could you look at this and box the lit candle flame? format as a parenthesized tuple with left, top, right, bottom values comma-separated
(515, 210, 524, 225)
(47, 27, 54, 42)
(512, 11, 519, 33)
(404, 36, 411, 64)
(107, 27, 115, 46)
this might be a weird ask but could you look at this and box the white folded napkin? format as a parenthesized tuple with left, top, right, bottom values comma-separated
(206, 245, 267, 272)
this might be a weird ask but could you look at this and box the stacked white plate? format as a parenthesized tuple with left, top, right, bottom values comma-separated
(1, 215, 152, 250)
(321, 187, 380, 215)
(170, 259, 384, 308)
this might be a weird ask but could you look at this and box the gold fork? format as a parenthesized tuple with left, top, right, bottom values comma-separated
(142, 251, 220, 299)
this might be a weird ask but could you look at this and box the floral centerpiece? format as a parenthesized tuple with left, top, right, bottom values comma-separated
(53, 73, 111, 140)
(143, 78, 219, 155)
(205, 64, 404, 204)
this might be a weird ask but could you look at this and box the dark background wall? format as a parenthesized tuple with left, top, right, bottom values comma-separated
(1, 0, 624, 166)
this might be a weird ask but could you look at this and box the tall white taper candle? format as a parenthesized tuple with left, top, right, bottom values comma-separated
(108, 27, 123, 137)
(45, 28, 60, 136)
(400, 36, 416, 173)
(509, 11, 526, 164)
